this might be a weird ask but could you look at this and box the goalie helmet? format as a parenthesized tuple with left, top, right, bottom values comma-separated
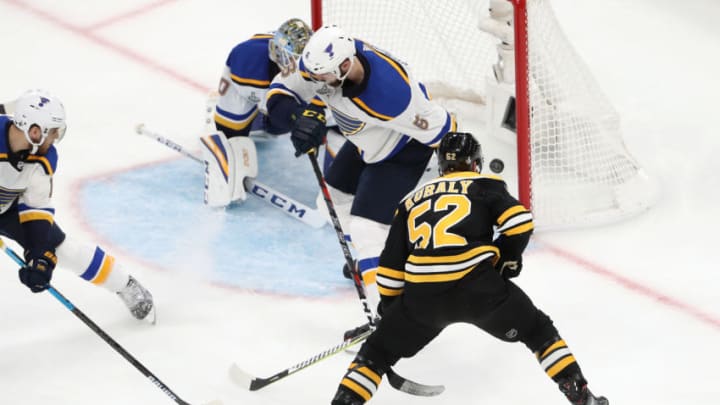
(12, 89, 67, 154)
(437, 132, 483, 175)
(269, 18, 313, 74)
(302, 25, 356, 82)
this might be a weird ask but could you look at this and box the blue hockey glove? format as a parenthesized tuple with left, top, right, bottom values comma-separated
(19, 250, 57, 293)
(290, 105, 327, 157)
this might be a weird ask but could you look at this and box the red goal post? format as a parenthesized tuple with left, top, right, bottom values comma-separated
(310, 0, 656, 230)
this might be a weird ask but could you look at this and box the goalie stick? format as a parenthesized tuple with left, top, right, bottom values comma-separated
(228, 323, 443, 397)
(0, 238, 222, 405)
(135, 124, 327, 228)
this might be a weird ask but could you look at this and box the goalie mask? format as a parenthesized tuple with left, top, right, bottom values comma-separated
(437, 132, 483, 175)
(302, 25, 356, 83)
(269, 18, 313, 75)
(13, 89, 67, 154)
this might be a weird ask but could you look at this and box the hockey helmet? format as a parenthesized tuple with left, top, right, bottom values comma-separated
(437, 132, 483, 175)
(12, 89, 67, 154)
(269, 18, 313, 73)
(302, 25, 356, 82)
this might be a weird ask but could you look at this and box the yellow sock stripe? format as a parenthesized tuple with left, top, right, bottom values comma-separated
(538, 339, 567, 360)
(91, 255, 116, 285)
(356, 366, 382, 385)
(341, 378, 372, 401)
(546, 355, 577, 378)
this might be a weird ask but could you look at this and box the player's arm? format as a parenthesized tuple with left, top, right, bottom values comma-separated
(484, 179, 534, 278)
(19, 167, 57, 258)
(390, 83, 458, 148)
(213, 66, 261, 138)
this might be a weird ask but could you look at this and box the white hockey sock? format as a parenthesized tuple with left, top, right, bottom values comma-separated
(55, 237, 130, 293)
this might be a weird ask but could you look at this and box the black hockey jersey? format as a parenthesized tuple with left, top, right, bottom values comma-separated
(376, 171, 533, 299)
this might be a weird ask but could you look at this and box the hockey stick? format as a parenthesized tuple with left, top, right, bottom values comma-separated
(0, 239, 222, 405)
(306, 151, 445, 397)
(307, 150, 376, 325)
(135, 124, 327, 228)
(228, 324, 373, 391)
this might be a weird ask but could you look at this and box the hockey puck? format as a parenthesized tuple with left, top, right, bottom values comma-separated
(489, 158, 505, 173)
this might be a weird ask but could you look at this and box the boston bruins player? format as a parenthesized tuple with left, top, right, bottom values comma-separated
(1, 89, 154, 321)
(331, 132, 608, 405)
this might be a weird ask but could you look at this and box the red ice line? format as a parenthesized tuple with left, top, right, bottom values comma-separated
(3, 0, 208, 93)
(539, 240, 720, 331)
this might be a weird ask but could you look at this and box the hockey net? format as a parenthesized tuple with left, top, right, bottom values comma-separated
(310, 0, 655, 230)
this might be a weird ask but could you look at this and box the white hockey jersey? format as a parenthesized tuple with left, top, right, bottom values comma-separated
(264, 40, 456, 163)
(0, 115, 56, 222)
(214, 34, 279, 135)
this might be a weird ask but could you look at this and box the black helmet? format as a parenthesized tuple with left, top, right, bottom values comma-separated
(437, 132, 483, 175)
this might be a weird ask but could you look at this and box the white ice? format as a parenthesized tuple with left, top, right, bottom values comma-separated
(0, 0, 718, 404)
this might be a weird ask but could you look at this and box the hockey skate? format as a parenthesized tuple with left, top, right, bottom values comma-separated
(117, 276, 156, 324)
(559, 375, 609, 405)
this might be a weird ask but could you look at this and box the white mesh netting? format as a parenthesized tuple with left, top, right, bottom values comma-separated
(317, 0, 655, 229)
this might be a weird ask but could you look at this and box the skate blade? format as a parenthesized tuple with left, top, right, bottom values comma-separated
(142, 305, 157, 325)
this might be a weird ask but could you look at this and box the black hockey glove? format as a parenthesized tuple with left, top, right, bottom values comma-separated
(18, 250, 57, 293)
(290, 105, 327, 157)
(497, 258, 522, 280)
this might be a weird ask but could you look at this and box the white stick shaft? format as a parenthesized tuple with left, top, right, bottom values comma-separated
(135, 124, 327, 228)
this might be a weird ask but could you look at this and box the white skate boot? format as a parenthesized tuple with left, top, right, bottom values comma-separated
(117, 276, 155, 324)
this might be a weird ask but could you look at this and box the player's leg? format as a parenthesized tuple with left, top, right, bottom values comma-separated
(0, 212, 154, 321)
(53, 231, 155, 321)
(463, 264, 608, 405)
(332, 297, 443, 404)
(324, 141, 365, 275)
(347, 140, 434, 309)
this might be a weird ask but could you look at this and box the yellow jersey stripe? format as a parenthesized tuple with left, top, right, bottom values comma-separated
(408, 245, 499, 265)
(19, 211, 54, 224)
(504, 221, 534, 236)
(377, 266, 404, 279)
(377, 285, 403, 296)
(497, 205, 528, 225)
(351, 97, 394, 121)
(230, 73, 271, 87)
(405, 264, 475, 283)
(214, 110, 258, 130)
(371, 50, 409, 84)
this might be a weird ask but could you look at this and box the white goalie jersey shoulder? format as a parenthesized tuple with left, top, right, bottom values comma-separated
(200, 132, 258, 207)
